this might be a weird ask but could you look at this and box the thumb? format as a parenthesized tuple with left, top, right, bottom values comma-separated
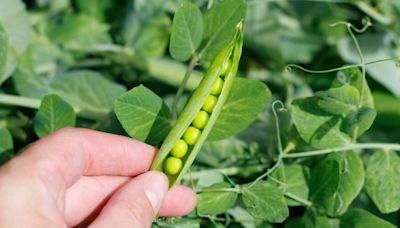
(89, 171, 168, 228)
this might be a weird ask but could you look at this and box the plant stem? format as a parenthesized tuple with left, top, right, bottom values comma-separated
(249, 157, 282, 187)
(182, 165, 265, 181)
(195, 187, 241, 194)
(285, 192, 312, 207)
(147, 58, 202, 91)
(171, 57, 199, 119)
(0, 94, 41, 109)
(282, 143, 400, 158)
(0, 94, 108, 120)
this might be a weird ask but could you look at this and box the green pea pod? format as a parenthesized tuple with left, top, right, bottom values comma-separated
(151, 24, 244, 187)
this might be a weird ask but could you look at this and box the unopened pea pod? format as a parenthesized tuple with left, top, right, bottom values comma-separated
(151, 24, 244, 187)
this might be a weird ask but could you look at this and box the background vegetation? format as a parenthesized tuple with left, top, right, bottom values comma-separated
(0, 0, 399, 227)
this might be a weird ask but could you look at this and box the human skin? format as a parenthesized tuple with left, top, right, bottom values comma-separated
(0, 127, 197, 228)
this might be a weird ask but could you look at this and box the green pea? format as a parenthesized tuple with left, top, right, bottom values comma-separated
(211, 77, 224, 96)
(183, 126, 201, 145)
(192, 110, 209, 129)
(202, 95, 218, 113)
(221, 58, 232, 76)
(171, 139, 188, 158)
(164, 157, 183, 175)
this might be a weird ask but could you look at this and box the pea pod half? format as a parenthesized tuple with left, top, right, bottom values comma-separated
(151, 24, 244, 187)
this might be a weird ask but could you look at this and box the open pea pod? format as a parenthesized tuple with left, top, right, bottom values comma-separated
(151, 24, 244, 187)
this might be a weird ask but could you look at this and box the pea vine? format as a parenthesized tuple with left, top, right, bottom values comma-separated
(189, 17, 400, 226)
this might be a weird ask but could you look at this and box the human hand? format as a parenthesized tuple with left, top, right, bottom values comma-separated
(0, 128, 196, 227)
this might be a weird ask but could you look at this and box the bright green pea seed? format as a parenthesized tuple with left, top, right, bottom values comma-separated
(171, 139, 188, 158)
(183, 126, 201, 146)
(221, 58, 232, 76)
(202, 95, 218, 113)
(192, 110, 209, 129)
(211, 77, 224, 96)
(164, 157, 183, 175)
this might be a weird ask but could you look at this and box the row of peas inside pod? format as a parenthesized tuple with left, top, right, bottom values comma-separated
(164, 58, 232, 175)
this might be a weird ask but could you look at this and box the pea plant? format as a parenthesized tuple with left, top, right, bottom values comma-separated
(0, 0, 400, 227)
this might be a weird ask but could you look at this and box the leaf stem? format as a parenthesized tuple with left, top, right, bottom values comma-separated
(172, 56, 199, 119)
(195, 187, 241, 194)
(284, 192, 312, 207)
(282, 143, 400, 158)
(182, 165, 265, 180)
(0, 94, 41, 109)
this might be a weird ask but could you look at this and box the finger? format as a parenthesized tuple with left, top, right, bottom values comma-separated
(65, 176, 130, 227)
(3, 128, 156, 189)
(159, 185, 197, 216)
(89, 171, 168, 228)
(65, 176, 197, 226)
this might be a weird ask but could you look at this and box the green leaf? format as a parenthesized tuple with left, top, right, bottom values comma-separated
(270, 164, 310, 206)
(291, 97, 352, 149)
(33, 94, 76, 138)
(197, 138, 245, 168)
(245, 3, 324, 65)
(0, 0, 30, 84)
(242, 181, 289, 223)
(0, 23, 8, 80)
(365, 151, 400, 213)
(197, 182, 238, 215)
(0, 126, 13, 165)
(285, 209, 332, 228)
(209, 78, 271, 141)
(14, 70, 126, 118)
(342, 106, 376, 137)
(339, 208, 395, 228)
(75, 0, 113, 21)
(18, 31, 63, 74)
(315, 85, 360, 115)
(46, 14, 112, 51)
(323, 151, 365, 216)
(331, 68, 374, 108)
(114, 85, 173, 146)
(169, 2, 203, 61)
(310, 159, 340, 208)
(123, 0, 170, 58)
(201, 0, 247, 62)
(228, 206, 263, 228)
(153, 218, 200, 228)
(195, 171, 224, 188)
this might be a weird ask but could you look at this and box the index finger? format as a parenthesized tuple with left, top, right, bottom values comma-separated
(5, 127, 157, 188)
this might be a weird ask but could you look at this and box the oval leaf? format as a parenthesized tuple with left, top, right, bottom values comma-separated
(209, 78, 271, 141)
(310, 159, 341, 208)
(14, 70, 126, 118)
(197, 182, 238, 215)
(242, 181, 289, 223)
(366, 151, 400, 213)
(291, 97, 352, 149)
(0, 0, 30, 84)
(201, 0, 247, 62)
(170, 2, 203, 61)
(324, 151, 365, 216)
(114, 85, 173, 146)
(315, 85, 360, 115)
(33, 94, 76, 138)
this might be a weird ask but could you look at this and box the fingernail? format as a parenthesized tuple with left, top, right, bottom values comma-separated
(144, 172, 168, 213)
